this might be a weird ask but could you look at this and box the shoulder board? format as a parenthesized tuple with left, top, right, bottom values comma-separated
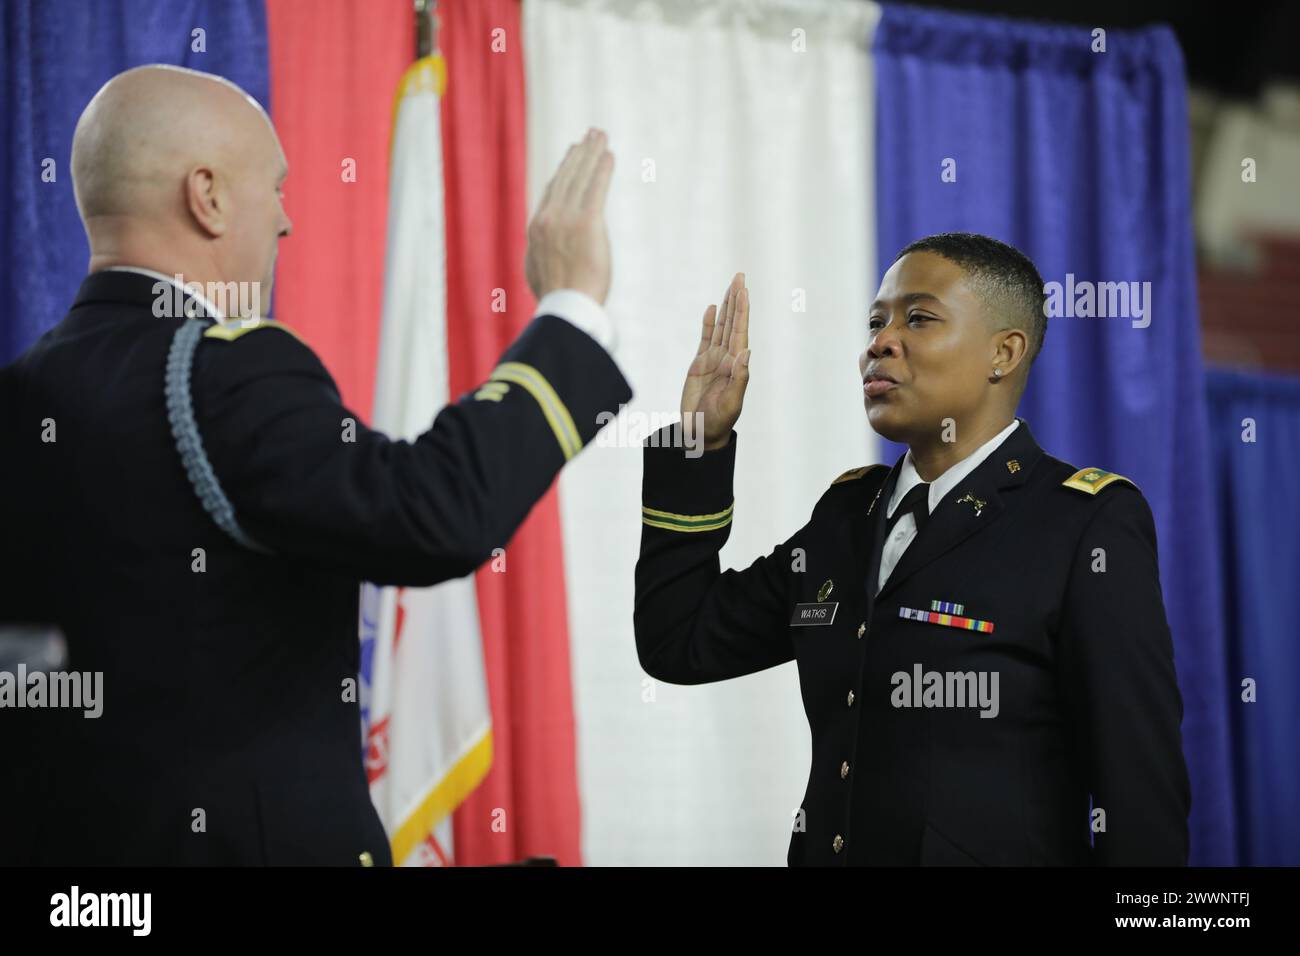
(1062, 467, 1136, 495)
(832, 464, 885, 486)
(203, 319, 304, 344)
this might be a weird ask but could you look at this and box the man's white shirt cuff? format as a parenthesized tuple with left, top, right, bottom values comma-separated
(535, 289, 615, 353)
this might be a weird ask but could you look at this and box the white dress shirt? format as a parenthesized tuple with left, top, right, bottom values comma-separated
(876, 418, 1021, 594)
(103, 266, 617, 354)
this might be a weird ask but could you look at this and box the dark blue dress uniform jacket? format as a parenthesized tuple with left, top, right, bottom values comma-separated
(635, 419, 1191, 866)
(0, 270, 630, 865)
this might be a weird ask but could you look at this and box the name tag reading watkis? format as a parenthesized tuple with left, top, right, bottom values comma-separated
(791, 602, 838, 626)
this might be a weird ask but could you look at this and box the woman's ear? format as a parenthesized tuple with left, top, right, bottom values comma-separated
(994, 327, 1029, 376)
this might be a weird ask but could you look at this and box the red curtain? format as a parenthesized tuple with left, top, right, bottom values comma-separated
(267, 0, 582, 866)
(265, 0, 408, 419)
(439, 0, 582, 868)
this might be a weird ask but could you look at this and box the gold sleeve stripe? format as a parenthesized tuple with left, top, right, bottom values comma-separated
(488, 362, 581, 460)
(641, 502, 734, 532)
(203, 318, 304, 344)
(642, 504, 734, 522)
(1062, 467, 1136, 494)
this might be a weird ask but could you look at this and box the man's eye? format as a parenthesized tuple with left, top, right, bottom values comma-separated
(908, 313, 931, 324)
(868, 318, 884, 331)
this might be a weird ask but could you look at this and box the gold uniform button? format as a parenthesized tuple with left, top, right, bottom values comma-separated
(840, 761, 850, 779)
(833, 835, 845, 853)
(846, 690, 855, 707)
(857, 622, 866, 639)
(359, 851, 374, 867)
(817, 580, 834, 602)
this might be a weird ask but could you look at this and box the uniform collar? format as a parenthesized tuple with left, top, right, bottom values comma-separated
(887, 418, 1021, 519)
(72, 267, 225, 320)
(857, 416, 1045, 603)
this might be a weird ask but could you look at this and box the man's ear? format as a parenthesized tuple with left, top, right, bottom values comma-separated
(185, 165, 226, 238)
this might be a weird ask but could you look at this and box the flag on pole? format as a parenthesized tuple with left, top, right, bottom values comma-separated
(360, 54, 492, 867)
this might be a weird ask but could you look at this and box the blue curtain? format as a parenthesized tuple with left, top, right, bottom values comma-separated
(1207, 367, 1300, 866)
(0, 0, 269, 364)
(874, 7, 1235, 864)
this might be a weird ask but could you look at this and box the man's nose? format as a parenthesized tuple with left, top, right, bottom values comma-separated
(280, 216, 293, 238)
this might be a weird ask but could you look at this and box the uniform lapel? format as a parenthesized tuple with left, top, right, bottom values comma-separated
(855, 458, 903, 606)
(875, 418, 1044, 603)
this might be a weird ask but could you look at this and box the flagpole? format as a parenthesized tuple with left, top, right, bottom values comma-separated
(415, 0, 438, 59)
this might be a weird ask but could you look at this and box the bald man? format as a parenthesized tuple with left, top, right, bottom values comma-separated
(0, 66, 630, 865)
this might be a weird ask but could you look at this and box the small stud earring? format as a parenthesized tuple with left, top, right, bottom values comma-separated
(993, 368, 1002, 378)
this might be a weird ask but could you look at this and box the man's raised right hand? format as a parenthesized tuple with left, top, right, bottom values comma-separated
(525, 129, 614, 306)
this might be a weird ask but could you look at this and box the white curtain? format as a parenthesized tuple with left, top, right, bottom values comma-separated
(525, 0, 881, 865)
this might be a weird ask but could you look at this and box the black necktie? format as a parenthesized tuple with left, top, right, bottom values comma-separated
(886, 482, 931, 534)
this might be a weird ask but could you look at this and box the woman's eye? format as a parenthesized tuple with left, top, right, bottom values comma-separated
(908, 314, 931, 324)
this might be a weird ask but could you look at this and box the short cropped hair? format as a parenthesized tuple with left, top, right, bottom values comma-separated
(895, 232, 1047, 368)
